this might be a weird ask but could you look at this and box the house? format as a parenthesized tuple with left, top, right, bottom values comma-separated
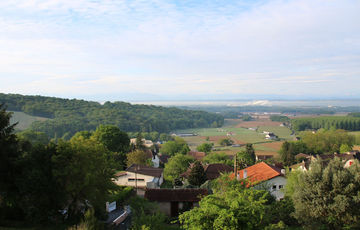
(187, 151, 206, 161)
(265, 133, 278, 140)
(130, 138, 154, 148)
(181, 163, 233, 181)
(290, 151, 360, 171)
(232, 162, 286, 200)
(114, 164, 163, 194)
(144, 188, 208, 217)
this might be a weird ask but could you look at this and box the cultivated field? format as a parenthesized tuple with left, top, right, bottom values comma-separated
(177, 118, 291, 158)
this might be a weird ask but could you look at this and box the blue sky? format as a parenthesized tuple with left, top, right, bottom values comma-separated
(0, 0, 359, 101)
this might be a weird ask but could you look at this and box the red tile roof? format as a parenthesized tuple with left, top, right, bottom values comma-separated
(145, 188, 208, 202)
(231, 162, 283, 185)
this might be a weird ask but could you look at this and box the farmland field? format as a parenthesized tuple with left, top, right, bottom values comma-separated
(9, 111, 49, 130)
(177, 119, 290, 157)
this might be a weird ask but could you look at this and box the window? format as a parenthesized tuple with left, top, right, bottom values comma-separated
(272, 185, 277, 190)
(279, 185, 283, 189)
(128, 178, 145, 182)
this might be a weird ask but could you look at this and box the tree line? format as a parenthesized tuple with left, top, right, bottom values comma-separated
(0, 93, 224, 138)
(291, 116, 360, 131)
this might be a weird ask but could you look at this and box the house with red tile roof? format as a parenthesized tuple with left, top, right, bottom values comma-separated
(231, 162, 286, 200)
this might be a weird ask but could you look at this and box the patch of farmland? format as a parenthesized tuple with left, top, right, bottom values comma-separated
(9, 111, 49, 130)
(258, 141, 284, 151)
(223, 119, 242, 127)
(236, 120, 282, 128)
(174, 127, 228, 137)
(257, 126, 293, 140)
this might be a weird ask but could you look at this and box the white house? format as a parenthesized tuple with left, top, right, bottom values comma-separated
(265, 133, 278, 140)
(114, 164, 164, 190)
(234, 162, 286, 200)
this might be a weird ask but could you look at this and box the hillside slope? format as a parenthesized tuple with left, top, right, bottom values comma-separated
(0, 93, 224, 138)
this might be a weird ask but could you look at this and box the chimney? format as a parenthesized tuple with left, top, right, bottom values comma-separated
(243, 169, 247, 179)
(281, 169, 286, 175)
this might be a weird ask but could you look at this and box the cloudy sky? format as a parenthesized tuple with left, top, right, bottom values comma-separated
(0, 0, 359, 101)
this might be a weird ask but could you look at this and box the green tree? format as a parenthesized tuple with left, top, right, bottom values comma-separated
(0, 104, 21, 208)
(290, 157, 360, 229)
(179, 183, 273, 229)
(17, 130, 49, 145)
(218, 138, 234, 146)
(164, 154, 194, 183)
(299, 129, 354, 154)
(237, 151, 255, 169)
(188, 161, 207, 187)
(160, 137, 190, 156)
(202, 152, 232, 166)
(339, 143, 352, 153)
(196, 142, 213, 154)
(52, 138, 117, 221)
(278, 141, 295, 166)
(127, 196, 168, 230)
(92, 125, 130, 153)
(126, 150, 150, 167)
(16, 143, 64, 223)
(135, 132, 146, 150)
(245, 143, 256, 162)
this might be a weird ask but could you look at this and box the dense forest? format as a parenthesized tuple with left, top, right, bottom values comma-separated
(291, 116, 360, 131)
(0, 93, 224, 138)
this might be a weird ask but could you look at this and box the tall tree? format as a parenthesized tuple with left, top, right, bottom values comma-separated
(289, 157, 360, 229)
(52, 138, 117, 221)
(196, 143, 213, 154)
(164, 154, 194, 183)
(245, 143, 256, 162)
(278, 141, 295, 166)
(126, 150, 151, 167)
(91, 125, 130, 153)
(0, 104, 20, 206)
(188, 161, 207, 187)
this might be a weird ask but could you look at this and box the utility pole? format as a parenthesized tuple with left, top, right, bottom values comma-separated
(234, 153, 238, 180)
(135, 165, 138, 194)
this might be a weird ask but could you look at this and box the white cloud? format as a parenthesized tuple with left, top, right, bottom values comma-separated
(0, 0, 359, 99)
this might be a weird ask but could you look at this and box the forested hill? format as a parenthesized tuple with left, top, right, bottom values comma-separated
(0, 93, 224, 138)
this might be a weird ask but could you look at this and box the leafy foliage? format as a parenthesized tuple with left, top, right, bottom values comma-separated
(300, 129, 354, 154)
(126, 150, 151, 167)
(160, 137, 190, 156)
(196, 142, 213, 154)
(218, 138, 234, 146)
(202, 152, 233, 166)
(289, 158, 360, 229)
(164, 154, 194, 183)
(0, 93, 224, 138)
(270, 115, 290, 123)
(291, 116, 360, 131)
(188, 161, 207, 187)
(179, 183, 274, 229)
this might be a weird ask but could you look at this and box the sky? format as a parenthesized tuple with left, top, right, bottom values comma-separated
(0, 0, 359, 102)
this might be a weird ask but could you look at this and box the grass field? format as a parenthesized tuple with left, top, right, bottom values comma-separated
(9, 111, 49, 130)
(178, 119, 290, 157)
